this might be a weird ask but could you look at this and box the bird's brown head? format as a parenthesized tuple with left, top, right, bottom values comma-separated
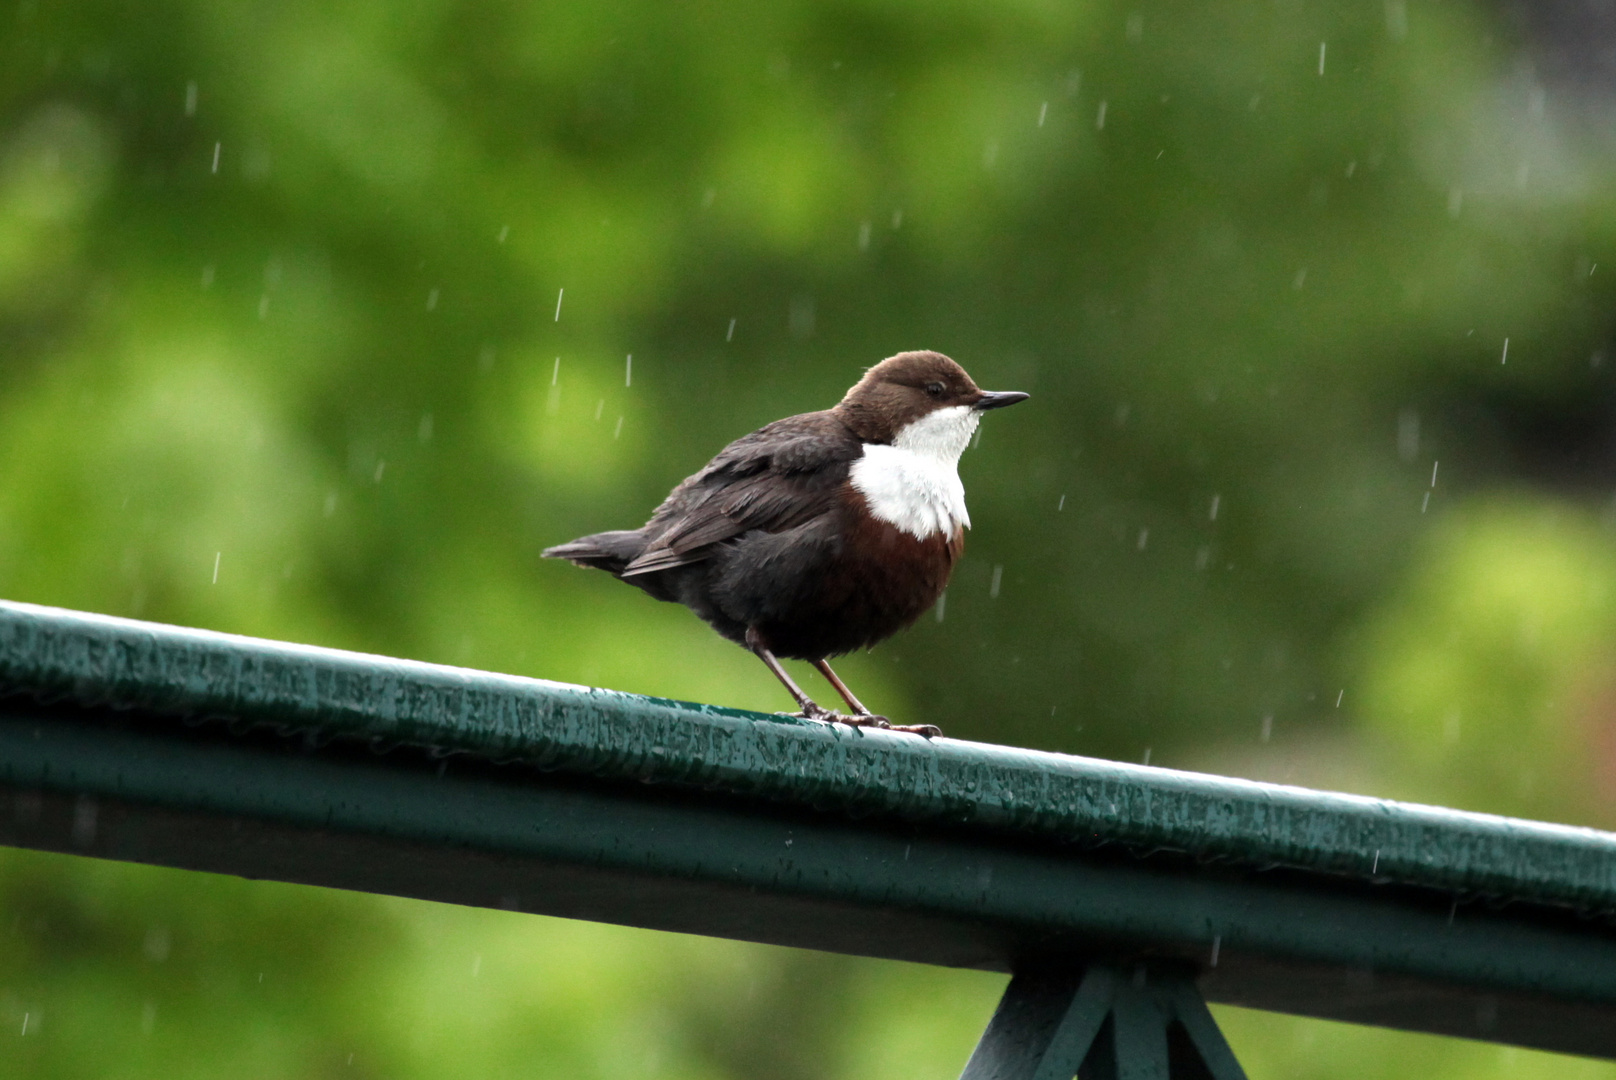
(836, 350, 1028, 444)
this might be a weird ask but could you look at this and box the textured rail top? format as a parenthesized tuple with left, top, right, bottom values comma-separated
(0, 598, 1612, 915)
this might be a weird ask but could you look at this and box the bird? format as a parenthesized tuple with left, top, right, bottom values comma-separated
(543, 350, 1028, 737)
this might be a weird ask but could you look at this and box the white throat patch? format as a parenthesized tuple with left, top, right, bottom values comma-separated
(849, 405, 979, 539)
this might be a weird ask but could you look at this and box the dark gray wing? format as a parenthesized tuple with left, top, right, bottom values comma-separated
(621, 411, 860, 577)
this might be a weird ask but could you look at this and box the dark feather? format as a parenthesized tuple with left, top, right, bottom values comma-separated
(540, 530, 647, 575)
(620, 412, 860, 576)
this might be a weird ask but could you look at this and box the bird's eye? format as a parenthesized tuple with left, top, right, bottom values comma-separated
(924, 382, 945, 397)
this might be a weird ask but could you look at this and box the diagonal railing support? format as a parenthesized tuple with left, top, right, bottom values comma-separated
(961, 964, 1246, 1080)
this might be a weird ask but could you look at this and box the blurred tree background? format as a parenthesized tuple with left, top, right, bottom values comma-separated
(3, 0, 1616, 1075)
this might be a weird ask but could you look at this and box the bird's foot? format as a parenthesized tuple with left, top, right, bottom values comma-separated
(793, 705, 941, 738)
(836, 712, 891, 728)
(792, 701, 875, 725)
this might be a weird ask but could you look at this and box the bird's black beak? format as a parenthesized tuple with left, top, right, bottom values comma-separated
(974, 390, 1030, 411)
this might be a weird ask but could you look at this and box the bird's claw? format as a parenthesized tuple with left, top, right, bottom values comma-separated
(791, 706, 941, 738)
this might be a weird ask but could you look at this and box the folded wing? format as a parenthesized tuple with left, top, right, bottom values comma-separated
(621, 412, 860, 577)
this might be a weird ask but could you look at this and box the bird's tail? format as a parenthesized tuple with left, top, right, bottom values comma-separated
(541, 530, 647, 576)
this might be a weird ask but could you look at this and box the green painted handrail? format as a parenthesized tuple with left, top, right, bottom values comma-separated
(0, 598, 1614, 1063)
(1, 599, 1611, 913)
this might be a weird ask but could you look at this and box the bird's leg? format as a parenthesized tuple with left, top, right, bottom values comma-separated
(811, 659, 877, 716)
(813, 658, 942, 739)
(745, 628, 842, 723)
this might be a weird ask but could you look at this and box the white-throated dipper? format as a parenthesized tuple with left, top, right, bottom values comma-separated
(543, 350, 1028, 737)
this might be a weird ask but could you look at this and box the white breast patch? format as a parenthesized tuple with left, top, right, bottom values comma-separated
(848, 405, 979, 540)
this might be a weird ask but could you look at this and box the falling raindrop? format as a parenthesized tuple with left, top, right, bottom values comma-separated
(184, 81, 198, 116)
(1397, 409, 1420, 461)
(989, 565, 1003, 599)
(1038, 101, 1048, 127)
(73, 796, 96, 846)
(1385, 0, 1408, 40)
(789, 296, 815, 339)
(625, 354, 633, 387)
(554, 288, 564, 322)
(726, 318, 737, 341)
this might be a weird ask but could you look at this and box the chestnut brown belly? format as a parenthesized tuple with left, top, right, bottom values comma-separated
(754, 510, 963, 661)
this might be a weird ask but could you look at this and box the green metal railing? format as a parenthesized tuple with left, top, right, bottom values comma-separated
(0, 599, 1614, 1076)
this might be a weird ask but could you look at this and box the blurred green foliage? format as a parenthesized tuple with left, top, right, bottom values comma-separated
(4, 0, 1616, 1074)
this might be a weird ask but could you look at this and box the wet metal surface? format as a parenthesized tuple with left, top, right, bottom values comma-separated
(1, 599, 1615, 1058)
(1, 599, 1612, 912)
